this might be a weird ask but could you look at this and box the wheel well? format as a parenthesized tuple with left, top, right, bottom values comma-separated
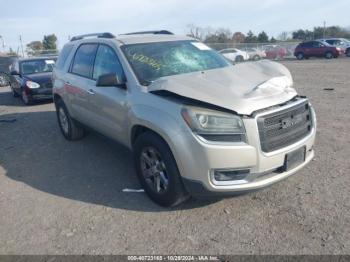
(131, 125, 162, 146)
(53, 94, 62, 104)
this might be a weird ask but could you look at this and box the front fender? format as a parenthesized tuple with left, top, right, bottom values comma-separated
(128, 104, 186, 148)
(128, 103, 189, 172)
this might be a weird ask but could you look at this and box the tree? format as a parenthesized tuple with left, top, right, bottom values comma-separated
(245, 30, 257, 43)
(26, 41, 43, 56)
(232, 32, 245, 43)
(270, 37, 277, 43)
(204, 28, 232, 43)
(292, 29, 313, 41)
(187, 24, 205, 41)
(277, 31, 290, 41)
(257, 31, 269, 43)
(42, 34, 57, 51)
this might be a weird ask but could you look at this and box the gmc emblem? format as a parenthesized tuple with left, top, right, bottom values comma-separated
(282, 118, 294, 129)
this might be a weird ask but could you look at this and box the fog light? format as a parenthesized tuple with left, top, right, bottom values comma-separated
(213, 169, 249, 182)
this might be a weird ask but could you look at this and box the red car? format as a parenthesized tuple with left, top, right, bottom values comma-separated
(294, 40, 342, 60)
(262, 45, 288, 59)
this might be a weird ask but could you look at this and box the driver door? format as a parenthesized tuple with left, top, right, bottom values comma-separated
(87, 44, 128, 143)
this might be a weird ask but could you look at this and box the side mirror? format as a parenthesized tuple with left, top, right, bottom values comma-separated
(11, 70, 20, 76)
(96, 73, 126, 88)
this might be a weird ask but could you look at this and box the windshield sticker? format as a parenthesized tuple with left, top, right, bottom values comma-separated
(45, 60, 55, 64)
(131, 53, 162, 71)
(191, 42, 211, 51)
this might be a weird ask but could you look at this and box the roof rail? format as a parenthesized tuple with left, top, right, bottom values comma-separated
(122, 30, 174, 36)
(70, 32, 116, 42)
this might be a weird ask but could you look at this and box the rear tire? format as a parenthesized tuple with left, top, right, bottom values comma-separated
(325, 51, 333, 59)
(346, 49, 350, 57)
(133, 131, 190, 207)
(55, 99, 85, 141)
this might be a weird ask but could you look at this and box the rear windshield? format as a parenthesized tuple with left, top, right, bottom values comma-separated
(20, 59, 56, 75)
(121, 40, 231, 85)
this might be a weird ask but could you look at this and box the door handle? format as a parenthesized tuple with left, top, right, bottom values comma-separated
(87, 89, 95, 95)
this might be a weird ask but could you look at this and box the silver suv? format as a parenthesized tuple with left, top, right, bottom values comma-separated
(53, 31, 316, 207)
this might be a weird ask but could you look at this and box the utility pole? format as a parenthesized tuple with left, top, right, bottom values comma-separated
(323, 21, 326, 39)
(0, 35, 5, 53)
(19, 35, 24, 57)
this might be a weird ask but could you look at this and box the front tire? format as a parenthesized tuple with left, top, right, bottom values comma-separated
(346, 49, 350, 57)
(55, 99, 85, 141)
(133, 132, 189, 207)
(21, 90, 32, 105)
(325, 51, 333, 59)
(235, 56, 243, 63)
(11, 85, 19, 97)
(296, 52, 304, 60)
(253, 55, 260, 61)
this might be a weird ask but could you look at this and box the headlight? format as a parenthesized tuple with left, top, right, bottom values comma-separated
(181, 106, 246, 142)
(26, 81, 40, 89)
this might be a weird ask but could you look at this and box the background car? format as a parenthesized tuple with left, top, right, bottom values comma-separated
(0, 56, 17, 87)
(9, 57, 57, 105)
(294, 40, 342, 60)
(262, 45, 288, 60)
(0, 74, 7, 86)
(318, 38, 350, 57)
(219, 48, 249, 62)
(245, 47, 266, 60)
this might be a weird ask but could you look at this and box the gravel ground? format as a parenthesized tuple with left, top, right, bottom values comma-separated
(0, 58, 349, 255)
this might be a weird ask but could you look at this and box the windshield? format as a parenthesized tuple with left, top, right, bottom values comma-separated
(20, 59, 55, 75)
(121, 40, 231, 85)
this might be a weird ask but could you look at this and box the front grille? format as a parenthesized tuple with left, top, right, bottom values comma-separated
(257, 101, 313, 152)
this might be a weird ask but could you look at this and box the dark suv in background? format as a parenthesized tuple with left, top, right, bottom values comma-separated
(294, 40, 342, 60)
(9, 57, 56, 105)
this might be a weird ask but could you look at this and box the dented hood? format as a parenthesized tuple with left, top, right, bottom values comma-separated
(148, 60, 297, 115)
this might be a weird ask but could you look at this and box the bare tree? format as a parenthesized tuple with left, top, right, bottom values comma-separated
(277, 31, 291, 41)
(186, 24, 205, 41)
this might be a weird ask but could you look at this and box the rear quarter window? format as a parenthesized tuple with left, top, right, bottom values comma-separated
(55, 44, 74, 70)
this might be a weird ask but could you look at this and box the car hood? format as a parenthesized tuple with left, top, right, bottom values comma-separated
(23, 72, 52, 85)
(148, 60, 297, 115)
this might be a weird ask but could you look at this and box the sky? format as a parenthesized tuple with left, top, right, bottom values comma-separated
(0, 0, 349, 51)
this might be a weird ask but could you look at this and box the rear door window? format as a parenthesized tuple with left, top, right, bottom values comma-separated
(71, 44, 98, 78)
(311, 41, 321, 48)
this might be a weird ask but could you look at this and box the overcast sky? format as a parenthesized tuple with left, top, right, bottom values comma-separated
(0, 0, 349, 51)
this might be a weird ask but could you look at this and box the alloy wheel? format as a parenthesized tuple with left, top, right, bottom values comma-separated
(58, 107, 69, 134)
(140, 147, 169, 194)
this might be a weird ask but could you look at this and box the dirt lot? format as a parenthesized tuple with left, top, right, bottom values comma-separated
(0, 58, 349, 255)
